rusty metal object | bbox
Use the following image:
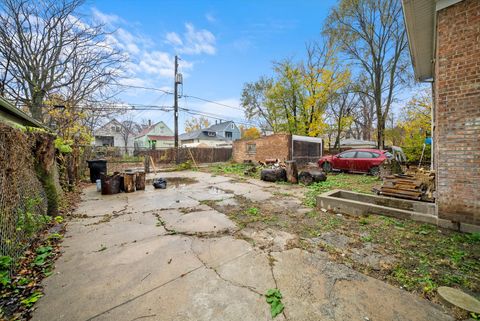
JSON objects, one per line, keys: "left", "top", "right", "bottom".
{"left": 101, "top": 174, "right": 121, "bottom": 195}
{"left": 135, "top": 171, "right": 146, "bottom": 190}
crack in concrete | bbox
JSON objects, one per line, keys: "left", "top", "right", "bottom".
{"left": 153, "top": 213, "right": 236, "bottom": 239}
{"left": 267, "top": 251, "right": 289, "bottom": 321}
{"left": 85, "top": 204, "right": 130, "bottom": 226}
{"left": 189, "top": 239, "right": 263, "bottom": 297}
{"left": 85, "top": 239, "right": 255, "bottom": 320}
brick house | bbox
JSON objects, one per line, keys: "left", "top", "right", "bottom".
{"left": 233, "top": 134, "right": 323, "bottom": 166}
{"left": 402, "top": 0, "right": 479, "bottom": 230}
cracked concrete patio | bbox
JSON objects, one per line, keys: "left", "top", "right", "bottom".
{"left": 32, "top": 171, "right": 454, "bottom": 321}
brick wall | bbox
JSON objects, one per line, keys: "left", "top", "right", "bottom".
{"left": 233, "top": 134, "right": 291, "bottom": 163}
{"left": 435, "top": 0, "right": 480, "bottom": 225}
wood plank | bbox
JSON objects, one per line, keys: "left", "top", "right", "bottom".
{"left": 381, "top": 192, "right": 421, "bottom": 200}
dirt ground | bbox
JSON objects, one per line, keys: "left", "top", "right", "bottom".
{"left": 31, "top": 170, "right": 476, "bottom": 321}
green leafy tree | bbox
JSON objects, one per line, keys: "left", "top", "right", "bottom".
{"left": 399, "top": 91, "right": 432, "bottom": 161}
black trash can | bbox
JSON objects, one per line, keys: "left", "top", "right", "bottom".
{"left": 86, "top": 159, "right": 107, "bottom": 183}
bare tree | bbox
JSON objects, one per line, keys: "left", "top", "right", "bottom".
{"left": 119, "top": 115, "right": 140, "bottom": 154}
{"left": 0, "top": 0, "right": 125, "bottom": 121}
{"left": 327, "top": 88, "right": 357, "bottom": 149}
{"left": 324, "top": 0, "right": 410, "bottom": 148}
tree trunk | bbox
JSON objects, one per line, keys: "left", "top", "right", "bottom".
{"left": 260, "top": 168, "right": 287, "bottom": 182}
{"left": 286, "top": 160, "right": 298, "bottom": 184}
{"left": 135, "top": 171, "right": 146, "bottom": 190}
{"left": 377, "top": 117, "right": 385, "bottom": 149}
{"left": 124, "top": 173, "right": 136, "bottom": 193}
{"left": 30, "top": 91, "right": 45, "bottom": 122}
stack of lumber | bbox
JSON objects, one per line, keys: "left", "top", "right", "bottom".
{"left": 377, "top": 174, "right": 425, "bottom": 201}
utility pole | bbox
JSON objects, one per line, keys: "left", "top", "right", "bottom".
{"left": 174, "top": 55, "right": 179, "bottom": 163}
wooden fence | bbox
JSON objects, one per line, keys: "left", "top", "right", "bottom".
{"left": 139, "top": 147, "right": 232, "bottom": 164}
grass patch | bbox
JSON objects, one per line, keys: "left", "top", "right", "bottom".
{"left": 303, "top": 173, "right": 380, "bottom": 207}
{"left": 208, "top": 162, "right": 259, "bottom": 178}
{"left": 356, "top": 215, "right": 480, "bottom": 303}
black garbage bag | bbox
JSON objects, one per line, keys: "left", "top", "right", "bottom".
{"left": 153, "top": 178, "right": 167, "bottom": 189}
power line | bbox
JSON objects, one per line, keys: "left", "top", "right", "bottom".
{"left": 181, "top": 94, "right": 244, "bottom": 111}
{"left": 103, "top": 82, "right": 174, "bottom": 95}
{"left": 179, "top": 107, "right": 257, "bottom": 127}
{"left": 104, "top": 81, "right": 244, "bottom": 112}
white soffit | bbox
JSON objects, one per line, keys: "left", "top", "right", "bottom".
{"left": 402, "top": 0, "right": 435, "bottom": 81}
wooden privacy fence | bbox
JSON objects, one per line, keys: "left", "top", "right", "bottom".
{"left": 139, "top": 147, "right": 232, "bottom": 164}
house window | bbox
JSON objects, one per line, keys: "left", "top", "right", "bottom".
{"left": 225, "top": 131, "right": 232, "bottom": 139}
{"left": 207, "top": 131, "right": 216, "bottom": 137}
{"left": 246, "top": 143, "right": 256, "bottom": 154}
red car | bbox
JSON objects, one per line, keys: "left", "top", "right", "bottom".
{"left": 317, "top": 149, "right": 391, "bottom": 175}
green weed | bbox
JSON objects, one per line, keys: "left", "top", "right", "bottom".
{"left": 265, "top": 288, "right": 284, "bottom": 318}
{"left": 20, "top": 292, "right": 43, "bottom": 308}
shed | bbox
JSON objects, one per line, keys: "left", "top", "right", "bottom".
{"left": 233, "top": 134, "right": 323, "bottom": 167}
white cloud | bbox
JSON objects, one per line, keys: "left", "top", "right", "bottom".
{"left": 138, "top": 51, "right": 174, "bottom": 77}
{"left": 166, "top": 23, "right": 216, "bottom": 55}
{"left": 91, "top": 7, "right": 122, "bottom": 25}
{"left": 165, "top": 32, "right": 183, "bottom": 46}
{"left": 205, "top": 13, "right": 216, "bottom": 23}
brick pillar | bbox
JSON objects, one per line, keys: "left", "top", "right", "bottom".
{"left": 434, "top": 0, "right": 480, "bottom": 226}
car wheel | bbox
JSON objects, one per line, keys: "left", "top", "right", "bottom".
{"left": 369, "top": 166, "right": 380, "bottom": 176}
{"left": 322, "top": 162, "right": 332, "bottom": 173}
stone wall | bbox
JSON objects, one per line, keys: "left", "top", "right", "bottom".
{"left": 233, "top": 134, "right": 291, "bottom": 163}
{"left": 434, "top": 0, "right": 480, "bottom": 226}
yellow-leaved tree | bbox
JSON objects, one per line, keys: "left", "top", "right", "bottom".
{"left": 399, "top": 91, "right": 432, "bottom": 161}
{"left": 241, "top": 127, "right": 261, "bottom": 140}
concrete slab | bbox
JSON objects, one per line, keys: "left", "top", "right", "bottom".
{"left": 272, "top": 249, "right": 453, "bottom": 321}
{"left": 240, "top": 228, "right": 299, "bottom": 251}
{"left": 158, "top": 209, "right": 236, "bottom": 235}
{"left": 32, "top": 171, "right": 455, "bottom": 321}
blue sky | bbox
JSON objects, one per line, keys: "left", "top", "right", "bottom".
{"left": 85, "top": 0, "right": 339, "bottom": 132}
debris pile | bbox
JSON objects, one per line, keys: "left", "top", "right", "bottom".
{"left": 374, "top": 171, "right": 435, "bottom": 202}
{"left": 251, "top": 159, "right": 328, "bottom": 185}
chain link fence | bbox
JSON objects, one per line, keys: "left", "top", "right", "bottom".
{"left": 0, "top": 124, "right": 49, "bottom": 271}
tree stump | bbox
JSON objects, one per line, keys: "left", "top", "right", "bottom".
{"left": 286, "top": 160, "right": 298, "bottom": 184}
{"left": 124, "top": 173, "right": 136, "bottom": 193}
{"left": 260, "top": 168, "right": 287, "bottom": 182}
{"left": 135, "top": 171, "right": 146, "bottom": 190}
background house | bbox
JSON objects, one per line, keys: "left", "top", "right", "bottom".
{"left": 179, "top": 120, "right": 240, "bottom": 148}
{"left": 94, "top": 119, "right": 122, "bottom": 147}
{"left": 134, "top": 121, "right": 174, "bottom": 150}
{"left": 206, "top": 121, "right": 241, "bottom": 141}
{"left": 93, "top": 119, "right": 142, "bottom": 155}
{"left": 340, "top": 138, "right": 377, "bottom": 149}
{"left": 402, "top": 0, "right": 479, "bottom": 230}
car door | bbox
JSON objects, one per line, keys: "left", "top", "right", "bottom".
{"left": 354, "top": 151, "right": 374, "bottom": 172}
{"left": 334, "top": 151, "right": 357, "bottom": 171}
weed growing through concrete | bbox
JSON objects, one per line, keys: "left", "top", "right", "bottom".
{"left": 265, "top": 288, "right": 284, "bottom": 318}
